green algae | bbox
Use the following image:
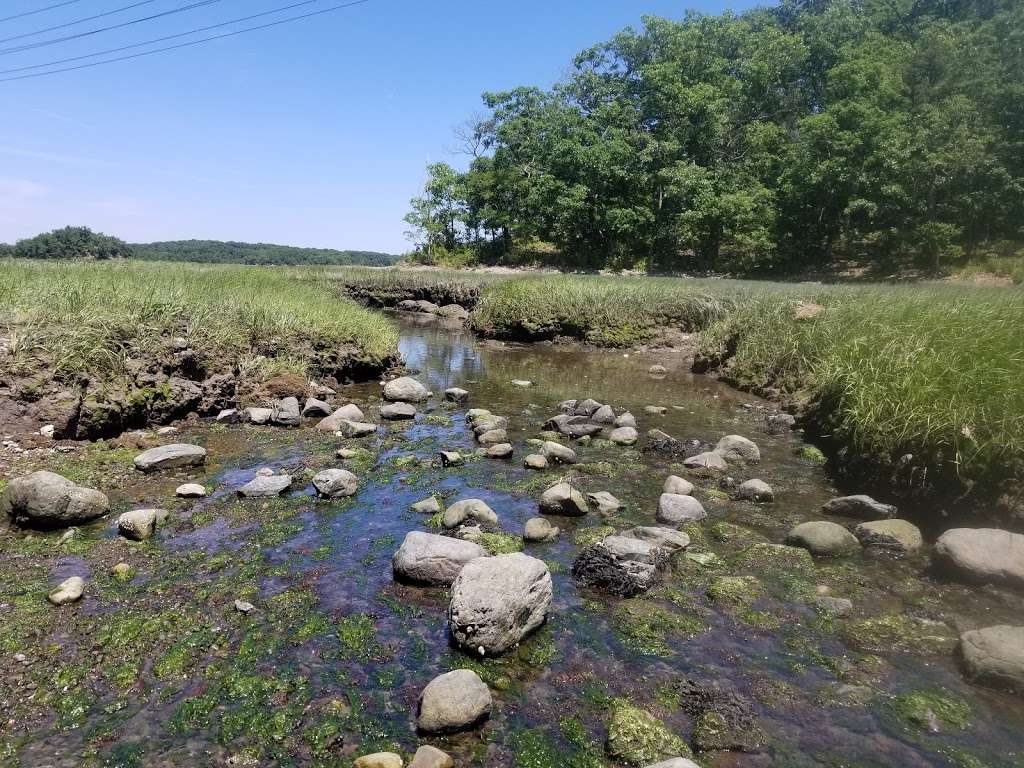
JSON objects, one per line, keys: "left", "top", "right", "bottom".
{"left": 612, "top": 599, "right": 708, "bottom": 656}
{"left": 476, "top": 532, "right": 524, "bottom": 555}
{"left": 889, "top": 689, "right": 972, "bottom": 732}
{"left": 605, "top": 701, "right": 691, "bottom": 765}
{"left": 707, "top": 575, "right": 763, "bottom": 607}
{"left": 574, "top": 525, "right": 616, "bottom": 548}
{"left": 843, "top": 614, "right": 957, "bottom": 655}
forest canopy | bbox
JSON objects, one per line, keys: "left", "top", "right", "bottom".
{"left": 404, "top": 0, "right": 1024, "bottom": 274}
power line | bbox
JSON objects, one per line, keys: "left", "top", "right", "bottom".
{"left": 0, "top": 2, "right": 161, "bottom": 45}
{"left": 0, "top": 0, "right": 374, "bottom": 82}
{"left": 1, "top": 0, "right": 326, "bottom": 75}
{"left": 0, "top": 0, "right": 227, "bottom": 56}
{"left": 0, "top": 1, "right": 85, "bottom": 24}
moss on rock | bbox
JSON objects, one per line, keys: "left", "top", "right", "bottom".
{"left": 605, "top": 701, "right": 691, "bottom": 765}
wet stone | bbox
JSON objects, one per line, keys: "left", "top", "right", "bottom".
{"left": 393, "top": 531, "right": 487, "bottom": 586}
{"left": 438, "top": 451, "right": 464, "bottom": 467}
{"left": 541, "top": 440, "right": 577, "bottom": 464}
{"left": 610, "top": 426, "right": 639, "bottom": 445}
{"left": 312, "top": 468, "right": 359, "bottom": 498}
{"left": 734, "top": 479, "right": 774, "bottom": 502}
{"left": 656, "top": 493, "right": 707, "bottom": 525}
{"left": 854, "top": 519, "right": 922, "bottom": 555}
{"left": 416, "top": 668, "right": 492, "bottom": 734}
{"left": 409, "top": 746, "right": 453, "bottom": 768}
{"left": 238, "top": 474, "right": 292, "bottom": 498}
{"left": 444, "top": 387, "right": 469, "bottom": 403}
{"left": 302, "top": 397, "right": 331, "bottom": 417}
{"left": 336, "top": 419, "right": 378, "bottom": 438}
{"left": 48, "top": 576, "right": 85, "bottom": 606}
{"left": 715, "top": 434, "right": 761, "bottom": 464}
{"left": 411, "top": 496, "right": 440, "bottom": 515}
{"left": 485, "top": 442, "right": 514, "bottom": 459}
{"left": 587, "top": 490, "right": 623, "bottom": 515}
{"left": 540, "top": 482, "right": 588, "bottom": 516}
{"left": 354, "top": 754, "right": 403, "bottom": 768}
{"left": 443, "top": 499, "right": 498, "bottom": 529}
{"left": 271, "top": 396, "right": 301, "bottom": 426}
{"left": 117, "top": 508, "right": 162, "bottom": 541}
{"left": 380, "top": 402, "right": 417, "bottom": 420}
{"left": 785, "top": 521, "right": 860, "bottom": 557}
{"left": 133, "top": 443, "right": 207, "bottom": 472}
{"left": 316, "top": 403, "right": 366, "bottom": 431}
{"left": 175, "top": 483, "right": 206, "bottom": 498}
{"left": 682, "top": 451, "right": 728, "bottom": 472}
{"left": 823, "top": 494, "right": 896, "bottom": 519}
{"left": 524, "top": 453, "right": 548, "bottom": 470}
{"left": 383, "top": 376, "right": 429, "bottom": 402}
{"left": 524, "top": 517, "right": 560, "bottom": 542}
{"left": 243, "top": 407, "right": 273, "bottom": 425}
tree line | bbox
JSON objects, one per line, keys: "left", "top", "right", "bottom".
{"left": 404, "top": 0, "right": 1024, "bottom": 274}
{"left": 1, "top": 227, "right": 399, "bottom": 267}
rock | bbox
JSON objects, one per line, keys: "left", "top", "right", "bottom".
{"left": 411, "top": 496, "right": 441, "bottom": 515}
{"left": 175, "top": 483, "right": 206, "bottom": 498}
{"left": 609, "top": 426, "right": 639, "bottom": 446}
{"left": 592, "top": 404, "right": 616, "bottom": 424}
{"left": 118, "top": 509, "right": 161, "bottom": 541}
{"left": 933, "top": 528, "right": 1024, "bottom": 589}
{"left": 336, "top": 448, "right": 358, "bottom": 459}
{"left": 256, "top": 467, "right": 275, "bottom": 476}
{"left": 1, "top": 471, "right": 109, "bottom": 529}
{"left": 436, "top": 304, "right": 469, "bottom": 320}
{"left": 822, "top": 495, "right": 896, "bottom": 519}
{"left": 572, "top": 536, "right": 667, "bottom": 597}
{"left": 215, "top": 408, "right": 239, "bottom": 423}
{"left": 663, "top": 475, "right": 694, "bottom": 496}
{"left": 854, "top": 519, "right": 922, "bottom": 555}
{"left": 959, "top": 625, "right": 1024, "bottom": 693}
{"left": 438, "top": 451, "right": 463, "bottom": 467}
{"left": 540, "top": 482, "right": 588, "bottom": 516}
{"left": 417, "top": 669, "right": 492, "bottom": 734}
{"left": 302, "top": 397, "right": 332, "bottom": 417}
{"left": 112, "top": 563, "right": 133, "bottom": 580}
{"left": 243, "top": 406, "right": 273, "bottom": 425}
{"left": 511, "top": 379, "right": 533, "bottom": 387}
{"left": 541, "top": 440, "right": 577, "bottom": 464}
{"left": 312, "top": 469, "right": 359, "bottom": 498}
{"left": 524, "top": 454, "right": 548, "bottom": 470}
{"left": 354, "top": 754, "right": 403, "bottom": 768}
{"left": 574, "top": 398, "right": 602, "bottom": 416}
{"left": 39, "top": 424, "right": 56, "bottom": 438}
{"left": 734, "top": 479, "right": 774, "bottom": 503}
{"left": 443, "top": 499, "right": 498, "bottom": 529}
{"left": 615, "top": 412, "right": 637, "bottom": 428}
{"left": 384, "top": 376, "right": 429, "bottom": 402}
{"left": 472, "top": 416, "right": 508, "bottom": 434}
{"left": 156, "top": 426, "right": 178, "bottom": 436}
{"left": 444, "top": 387, "right": 469, "bottom": 403}
{"left": 766, "top": 413, "right": 796, "bottom": 433}
{"left": 623, "top": 526, "right": 691, "bottom": 552}
{"left": 449, "top": 553, "right": 552, "bottom": 656}
{"left": 486, "top": 443, "right": 514, "bottom": 458}
{"left": 465, "top": 408, "right": 491, "bottom": 421}
{"left": 336, "top": 419, "right": 378, "bottom": 438}
{"left": 649, "top": 365, "right": 667, "bottom": 375}
{"left": 587, "top": 491, "right": 623, "bottom": 515}
{"left": 316, "top": 403, "right": 366, "bottom": 431}
{"left": 656, "top": 494, "right": 707, "bottom": 525}
{"left": 786, "top": 521, "right": 860, "bottom": 557}
{"left": 238, "top": 474, "right": 292, "bottom": 498}
{"left": 715, "top": 435, "right": 761, "bottom": 464}
{"left": 271, "top": 397, "right": 301, "bottom": 426}
{"left": 558, "top": 399, "right": 578, "bottom": 412}
{"left": 524, "top": 517, "right": 560, "bottom": 542}
{"left": 814, "top": 596, "right": 854, "bottom": 617}
{"left": 409, "top": 746, "right": 454, "bottom": 768}
{"left": 380, "top": 402, "right": 417, "bottom": 420}
{"left": 644, "top": 405, "right": 667, "bottom": 415}
{"left": 134, "top": 443, "right": 206, "bottom": 472}
{"left": 393, "top": 531, "right": 487, "bottom": 586}
{"left": 48, "top": 576, "right": 85, "bottom": 606}
{"left": 606, "top": 703, "right": 690, "bottom": 766}
{"left": 476, "top": 428, "right": 507, "bottom": 445}
{"left": 682, "top": 451, "right": 728, "bottom": 471}
{"left": 643, "top": 760, "right": 701, "bottom": 768}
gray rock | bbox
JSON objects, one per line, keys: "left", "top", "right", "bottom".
{"left": 134, "top": 443, "right": 207, "bottom": 472}
{"left": 786, "top": 521, "right": 860, "bottom": 557}
{"left": 959, "top": 625, "right": 1024, "bottom": 693}
{"left": 316, "top": 403, "right": 366, "bottom": 431}
{"left": 436, "top": 304, "right": 470, "bottom": 321}
{"left": 215, "top": 408, "right": 239, "bottom": 423}
{"left": 1, "top": 471, "right": 109, "bottom": 529}
{"left": 814, "top": 596, "right": 854, "bottom": 617}
{"left": 444, "top": 387, "right": 469, "bottom": 403}
{"left": 643, "top": 761, "right": 701, "bottom": 768}
{"left": 302, "top": 397, "right": 332, "bottom": 417}
{"left": 663, "top": 475, "right": 694, "bottom": 496}
{"left": 472, "top": 416, "right": 508, "bottom": 434}
{"left": 243, "top": 406, "right": 273, "bottom": 425}
{"left": 438, "top": 451, "right": 464, "bottom": 467}
{"left": 524, "top": 517, "right": 560, "bottom": 542}
{"left": 682, "top": 451, "right": 728, "bottom": 471}
{"left": 511, "top": 379, "right": 533, "bottom": 387}
{"left": 767, "top": 413, "right": 796, "bottom": 432}
{"left": 238, "top": 474, "right": 292, "bottom": 498}
{"left": 715, "top": 435, "right": 761, "bottom": 463}
{"left": 118, "top": 508, "right": 162, "bottom": 541}
{"left": 933, "top": 528, "right": 1024, "bottom": 589}
{"left": 384, "top": 376, "right": 429, "bottom": 403}
{"left": 558, "top": 399, "right": 578, "bottom": 412}
{"left": 476, "top": 428, "right": 507, "bottom": 445}
{"left": 623, "top": 526, "right": 691, "bottom": 552}
{"left": 449, "top": 553, "right": 552, "bottom": 655}
{"left": 48, "top": 576, "right": 85, "bottom": 606}
{"left": 312, "top": 468, "right": 359, "bottom": 498}
{"left": 524, "top": 454, "right": 548, "bottom": 470}
{"left": 614, "top": 411, "right": 637, "bottom": 428}
{"left": 409, "top": 745, "right": 454, "bottom": 768}
{"left": 656, "top": 493, "right": 707, "bottom": 525}
{"left": 175, "top": 483, "right": 206, "bottom": 498}
{"left": 541, "top": 441, "right": 577, "bottom": 464}
{"left": 380, "top": 402, "right": 417, "bottom": 420}
{"left": 644, "top": 405, "right": 667, "bottom": 415}
{"left": 854, "top": 519, "right": 922, "bottom": 555}
{"left": 443, "top": 499, "right": 498, "bottom": 529}
{"left": 609, "top": 426, "right": 639, "bottom": 446}
{"left": 234, "top": 599, "right": 255, "bottom": 614}
{"left": 822, "top": 495, "right": 896, "bottom": 519}
{"left": 336, "top": 419, "right": 378, "bottom": 438}
{"left": 735, "top": 479, "right": 774, "bottom": 503}
{"left": 417, "top": 669, "right": 492, "bottom": 734}
{"left": 591, "top": 404, "right": 616, "bottom": 424}
{"left": 574, "top": 398, "right": 602, "bottom": 416}
{"left": 486, "top": 443, "right": 514, "bottom": 459}
{"left": 649, "top": 365, "right": 668, "bottom": 375}
{"left": 562, "top": 422, "right": 604, "bottom": 439}
{"left": 271, "top": 397, "right": 301, "bottom": 426}
{"left": 465, "top": 408, "right": 491, "bottom": 421}
{"left": 572, "top": 535, "right": 666, "bottom": 596}
{"left": 354, "top": 753, "right": 403, "bottom": 768}
{"left": 411, "top": 496, "right": 441, "bottom": 515}
{"left": 156, "top": 426, "right": 178, "bottom": 436}
{"left": 587, "top": 491, "right": 623, "bottom": 515}
{"left": 392, "top": 531, "right": 487, "bottom": 586}
{"left": 540, "top": 483, "right": 588, "bottom": 516}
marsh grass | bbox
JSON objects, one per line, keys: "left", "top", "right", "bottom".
{"left": 0, "top": 260, "right": 398, "bottom": 383}
{"left": 313, "top": 265, "right": 509, "bottom": 307}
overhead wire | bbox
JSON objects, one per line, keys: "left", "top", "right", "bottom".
{"left": 0, "top": 2, "right": 162, "bottom": 45}
{"left": 0, "top": 0, "right": 375, "bottom": 82}
{"left": 0, "top": 1, "right": 86, "bottom": 24}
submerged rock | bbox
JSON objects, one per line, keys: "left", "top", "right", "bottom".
{"left": 485, "top": 442, "right": 514, "bottom": 459}
{"left": 643, "top": 761, "right": 701, "bottom": 768}
{"left": 933, "top": 528, "right": 1024, "bottom": 590}
{"left": 656, "top": 493, "right": 707, "bottom": 525}
{"left": 822, "top": 494, "right": 896, "bottom": 519}
{"left": 540, "top": 482, "right": 588, "bottom": 516}
{"left": 312, "top": 468, "right": 359, "bottom": 498}
{"left": 134, "top": 443, "right": 206, "bottom": 472}
{"left": 734, "top": 479, "right": 774, "bottom": 503}
{"left": 675, "top": 678, "right": 766, "bottom": 753}
{"left": 416, "top": 669, "right": 492, "bottom": 734}
{"left": 443, "top": 499, "right": 498, "bottom": 529}
{"left": 959, "top": 625, "right": 1024, "bottom": 694}
{"left": 854, "top": 519, "right": 922, "bottom": 556}
{"left": 48, "top": 576, "right": 85, "bottom": 606}
{"left": 572, "top": 536, "right": 667, "bottom": 597}
{"left": 606, "top": 702, "right": 691, "bottom": 766}
{"left": 786, "top": 521, "right": 860, "bottom": 557}
{"left": 411, "top": 496, "right": 441, "bottom": 515}
{"left": 524, "top": 517, "right": 560, "bottom": 542}
{"left": 316, "top": 403, "right": 366, "bottom": 431}
{"left": 715, "top": 435, "right": 761, "bottom": 464}
{"left": 392, "top": 531, "right": 486, "bottom": 586}
{"left": 2, "top": 471, "right": 109, "bottom": 530}
{"left": 238, "top": 474, "right": 292, "bottom": 498}
{"left": 438, "top": 451, "right": 464, "bottom": 467}
{"left": 383, "top": 376, "right": 429, "bottom": 402}
{"left": 444, "top": 387, "right": 469, "bottom": 403}
{"left": 380, "top": 402, "right": 417, "bottom": 420}
{"left": 448, "top": 553, "right": 552, "bottom": 656}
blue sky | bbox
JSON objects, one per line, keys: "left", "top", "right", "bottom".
{"left": 1, "top": 0, "right": 768, "bottom": 252}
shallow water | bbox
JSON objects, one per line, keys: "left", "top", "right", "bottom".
{"left": 2, "top": 315, "right": 1023, "bottom": 768}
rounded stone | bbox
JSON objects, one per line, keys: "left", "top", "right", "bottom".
{"left": 663, "top": 475, "right": 694, "bottom": 496}
{"left": 383, "top": 376, "right": 429, "bottom": 402}
{"left": 539, "top": 482, "right": 588, "bottom": 516}
{"left": 735, "top": 479, "right": 774, "bottom": 503}
{"left": 48, "top": 576, "right": 85, "bottom": 606}
{"left": 524, "top": 517, "right": 560, "bottom": 542}
{"left": 933, "top": 528, "right": 1024, "bottom": 589}
{"left": 609, "top": 426, "right": 639, "bottom": 446}
{"left": 312, "top": 468, "right": 359, "bottom": 498}
{"left": 786, "top": 521, "right": 860, "bottom": 557}
{"left": 175, "top": 483, "right": 207, "bottom": 498}
{"left": 134, "top": 443, "right": 207, "bottom": 472}
{"left": 959, "top": 625, "right": 1024, "bottom": 694}
{"left": 715, "top": 435, "right": 761, "bottom": 464}
{"left": 416, "top": 669, "right": 493, "bottom": 734}
{"left": 656, "top": 493, "right": 707, "bottom": 525}
{"left": 541, "top": 440, "right": 577, "bottom": 464}
{"left": 1, "top": 471, "right": 109, "bottom": 529}
{"left": 854, "top": 519, "right": 922, "bottom": 555}
{"left": 443, "top": 499, "right": 498, "bottom": 529}
{"left": 524, "top": 454, "right": 548, "bottom": 470}
{"left": 380, "top": 402, "right": 417, "bottom": 421}
{"left": 117, "top": 508, "right": 162, "bottom": 541}
{"left": 392, "top": 531, "right": 487, "bottom": 586}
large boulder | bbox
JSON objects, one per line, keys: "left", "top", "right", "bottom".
{"left": 854, "top": 519, "right": 922, "bottom": 556}
{"left": 416, "top": 669, "right": 492, "bottom": 734}
{"left": 383, "top": 376, "right": 429, "bottom": 403}
{"left": 134, "top": 443, "right": 206, "bottom": 472}
{"left": 933, "top": 528, "right": 1024, "bottom": 590}
{"left": 443, "top": 499, "right": 498, "bottom": 529}
{"left": 822, "top": 495, "right": 896, "bottom": 519}
{"left": 656, "top": 494, "right": 707, "bottom": 525}
{"left": 715, "top": 435, "right": 761, "bottom": 464}
{"left": 2, "top": 471, "right": 109, "bottom": 529}
{"left": 444, "top": 387, "right": 469, "bottom": 403}
{"left": 448, "top": 553, "right": 552, "bottom": 656}
{"left": 572, "top": 535, "right": 667, "bottom": 597}
{"left": 785, "top": 521, "right": 860, "bottom": 557}
{"left": 539, "top": 483, "right": 588, "bottom": 516}
{"left": 316, "top": 404, "right": 366, "bottom": 431}
{"left": 615, "top": 412, "right": 637, "bottom": 429}
{"left": 392, "top": 531, "right": 486, "bottom": 586}
{"left": 958, "top": 625, "right": 1024, "bottom": 694}
{"left": 312, "top": 469, "right": 359, "bottom": 498}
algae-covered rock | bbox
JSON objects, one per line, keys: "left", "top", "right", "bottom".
{"left": 707, "top": 575, "right": 763, "bottom": 608}
{"left": 844, "top": 614, "right": 957, "bottom": 655}
{"left": 606, "top": 702, "right": 691, "bottom": 766}
{"left": 785, "top": 521, "right": 860, "bottom": 557}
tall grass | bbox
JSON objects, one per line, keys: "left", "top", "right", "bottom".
{"left": 313, "top": 265, "right": 510, "bottom": 308}
{"left": 0, "top": 260, "right": 398, "bottom": 383}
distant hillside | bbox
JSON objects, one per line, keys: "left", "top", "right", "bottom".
{"left": 131, "top": 239, "right": 400, "bottom": 267}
